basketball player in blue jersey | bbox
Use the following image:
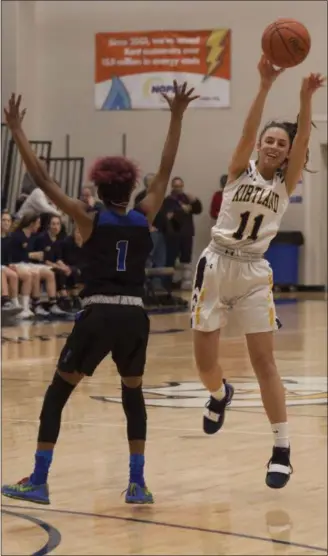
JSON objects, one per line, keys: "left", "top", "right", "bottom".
{"left": 2, "top": 82, "right": 198, "bottom": 505}
{"left": 191, "top": 56, "right": 324, "bottom": 489}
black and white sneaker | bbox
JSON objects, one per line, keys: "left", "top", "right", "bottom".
{"left": 2, "top": 301, "right": 23, "bottom": 317}
{"left": 266, "top": 446, "right": 293, "bottom": 489}
{"left": 203, "top": 380, "right": 234, "bottom": 435}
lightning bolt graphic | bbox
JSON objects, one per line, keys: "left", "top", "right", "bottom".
{"left": 205, "top": 29, "right": 229, "bottom": 79}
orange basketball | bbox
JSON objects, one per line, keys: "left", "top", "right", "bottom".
{"left": 261, "top": 19, "right": 311, "bottom": 68}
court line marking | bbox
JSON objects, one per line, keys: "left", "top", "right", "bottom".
{"left": 2, "top": 508, "right": 61, "bottom": 556}
{"left": 1, "top": 384, "right": 325, "bottom": 419}
{"left": 2, "top": 417, "right": 327, "bottom": 439}
{"left": 2, "top": 503, "right": 326, "bottom": 554}
{"left": 2, "top": 324, "right": 327, "bottom": 356}
{"left": 1, "top": 355, "right": 324, "bottom": 367}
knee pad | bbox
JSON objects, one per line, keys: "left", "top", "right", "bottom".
{"left": 121, "top": 382, "right": 147, "bottom": 441}
{"left": 38, "top": 373, "right": 76, "bottom": 443}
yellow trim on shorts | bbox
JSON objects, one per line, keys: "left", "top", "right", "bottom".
{"left": 195, "top": 288, "right": 205, "bottom": 326}
{"left": 267, "top": 271, "right": 274, "bottom": 327}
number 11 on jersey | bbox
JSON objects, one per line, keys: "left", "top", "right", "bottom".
{"left": 116, "top": 240, "right": 129, "bottom": 271}
{"left": 233, "top": 211, "right": 264, "bottom": 241}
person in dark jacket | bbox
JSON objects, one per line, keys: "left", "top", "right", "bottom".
{"left": 163, "top": 176, "right": 202, "bottom": 290}
{"left": 58, "top": 226, "right": 84, "bottom": 309}
{"left": 80, "top": 185, "right": 105, "bottom": 213}
{"left": 33, "top": 215, "right": 72, "bottom": 310}
{"left": 33, "top": 215, "right": 66, "bottom": 265}
{"left": 134, "top": 173, "right": 167, "bottom": 290}
{"left": 1, "top": 210, "right": 33, "bottom": 318}
{"left": 9, "top": 212, "right": 65, "bottom": 317}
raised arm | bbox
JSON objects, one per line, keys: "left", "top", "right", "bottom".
{"left": 4, "top": 95, "right": 91, "bottom": 229}
{"left": 228, "top": 56, "right": 285, "bottom": 182}
{"left": 285, "top": 73, "right": 325, "bottom": 195}
{"left": 139, "top": 81, "right": 199, "bottom": 224}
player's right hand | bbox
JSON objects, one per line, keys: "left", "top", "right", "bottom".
{"left": 4, "top": 93, "right": 27, "bottom": 130}
{"left": 161, "top": 81, "right": 199, "bottom": 115}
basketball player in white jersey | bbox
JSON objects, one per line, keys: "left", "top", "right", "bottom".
{"left": 191, "top": 55, "right": 325, "bottom": 489}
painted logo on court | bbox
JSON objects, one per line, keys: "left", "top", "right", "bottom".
{"left": 92, "top": 376, "right": 327, "bottom": 408}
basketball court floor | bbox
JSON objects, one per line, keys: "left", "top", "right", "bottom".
{"left": 1, "top": 298, "right": 327, "bottom": 555}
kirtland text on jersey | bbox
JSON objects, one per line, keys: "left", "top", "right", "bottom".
{"left": 232, "top": 184, "right": 279, "bottom": 214}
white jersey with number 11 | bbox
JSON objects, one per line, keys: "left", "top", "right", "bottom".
{"left": 211, "top": 161, "right": 290, "bottom": 254}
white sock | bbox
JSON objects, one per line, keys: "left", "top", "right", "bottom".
{"left": 21, "top": 296, "right": 30, "bottom": 311}
{"left": 272, "top": 422, "right": 289, "bottom": 448}
{"left": 11, "top": 297, "right": 20, "bottom": 307}
{"left": 211, "top": 383, "right": 226, "bottom": 401}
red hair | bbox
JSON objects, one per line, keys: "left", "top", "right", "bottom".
{"left": 89, "top": 156, "right": 138, "bottom": 185}
{"left": 88, "top": 156, "right": 139, "bottom": 207}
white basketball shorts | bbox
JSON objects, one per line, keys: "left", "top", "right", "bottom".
{"left": 14, "top": 263, "right": 52, "bottom": 272}
{"left": 191, "top": 247, "right": 277, "bottom": 334}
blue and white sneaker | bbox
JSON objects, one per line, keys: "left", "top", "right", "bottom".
{"left": 1, "top": 476, "right": 50, "bottom": 505}
{"left": 124, "top": 483, "right": 154, "bottom": 504}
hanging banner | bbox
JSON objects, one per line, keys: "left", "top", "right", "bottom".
{"left": 95, "top": 29, "right": 231, "bottom": 110}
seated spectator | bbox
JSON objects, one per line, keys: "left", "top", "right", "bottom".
{"left": 58, "top": 226, "right": 84, "bottom": 310}
{"left": 20, "top": 157, "right": 47, "bottom": 196}
{"left": 210, "top": 174, "right": 228, "bottom": 220}
{"left": 1, "top": 210, "right": 33, "bottom": 318}
{"left": 33, "top": 215, "right": 72, "bottom": 310}
{"left": 9, "top": 212, "right": 66, "bottom": 317}
{"left": 1, "top": 210, "right": 13, "bottom": 236}
{"left": 15, "top": 161, "right": 46, "bottom": 213}
{"left": 134, "top": 173, "right": 167, "bottom": 291}
{"left": 163, "top": 176, "right": 202, "bottom": 290}
{"left": 15, "top": 193, "right": 29, "bottom": 214}
{"left": 80, "top": 185, "right": 104, "bottom": 212}
{"left": 1, "top": 267, "right": 22, "bottom": 314}
{"left": 16, "top": 157, "right": 61, "bottom": 231}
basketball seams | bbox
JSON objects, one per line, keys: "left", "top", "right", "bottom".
{"left": 274, "top": 25, "right": 310, "bottom": 48}
{"left": 262, "top": 19, "right": 310, "bottom": 68}
{"left": 268, "top": 30, "right": 277, "bottom": 66}
{"left": 273, "top": 23, "right": 297, "bottom": 66}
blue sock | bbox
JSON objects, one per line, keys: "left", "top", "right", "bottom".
{"left": 129, "top": 454, "right": 145, "bottom": 487}
{"left": 30, "top": 450, "right": 53, "bottom": 485}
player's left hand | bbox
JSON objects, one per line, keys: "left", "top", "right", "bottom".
{"left": 161, "top": 81, "right": 199, "bottom": 115}
{"left": 301, "top": 73, "right": 326, "bottom": 100}
{"left": 4, "top": 94, "right": 27, "bottom": 130}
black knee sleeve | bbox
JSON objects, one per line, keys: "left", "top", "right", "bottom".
{"left": 38, "top": 373, "right": 76, "bottom": 443}
{"left": 121, "top": 382, "right": 147, "bottom": 441}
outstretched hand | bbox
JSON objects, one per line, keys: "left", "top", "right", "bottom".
{"left": 301, "top": 73, "right": 326, "bottom": 100}
{"left": 4, "top": 94, "right": 27, "bottom": 130}
{"left": 258, "top": 55, "right": 285, "bottom": 89}
{"left": 161, "top": 80, "right": 199, "bottom": 115}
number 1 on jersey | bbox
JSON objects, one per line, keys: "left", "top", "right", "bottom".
{"left": 116, "top": 240, "right": 129, "bottom": 271}
{"left": 232, "top": 211, "right": 264, "bottom": 241}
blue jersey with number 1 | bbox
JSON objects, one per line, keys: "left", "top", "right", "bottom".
{"left": 80, "top": 209, "right": 152, "bottom": 298}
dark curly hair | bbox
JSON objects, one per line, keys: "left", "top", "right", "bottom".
{"left": 88, "top": 156, "right": 139, "bottom": 207}
{"left": 259, "top": 116, "right": 316, "bottom": 172}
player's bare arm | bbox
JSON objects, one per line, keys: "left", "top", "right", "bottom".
{"left": 4, "top": 94, "right": 93, "bottom": 233}
{"left": 228, "top": 56, "right": 284, "bottom": 183}
{"left": 139, "top": 81, "right": 199, "bottom": 224}
{"left": 285, "top": 73, "right": 325, "bottom": 195}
